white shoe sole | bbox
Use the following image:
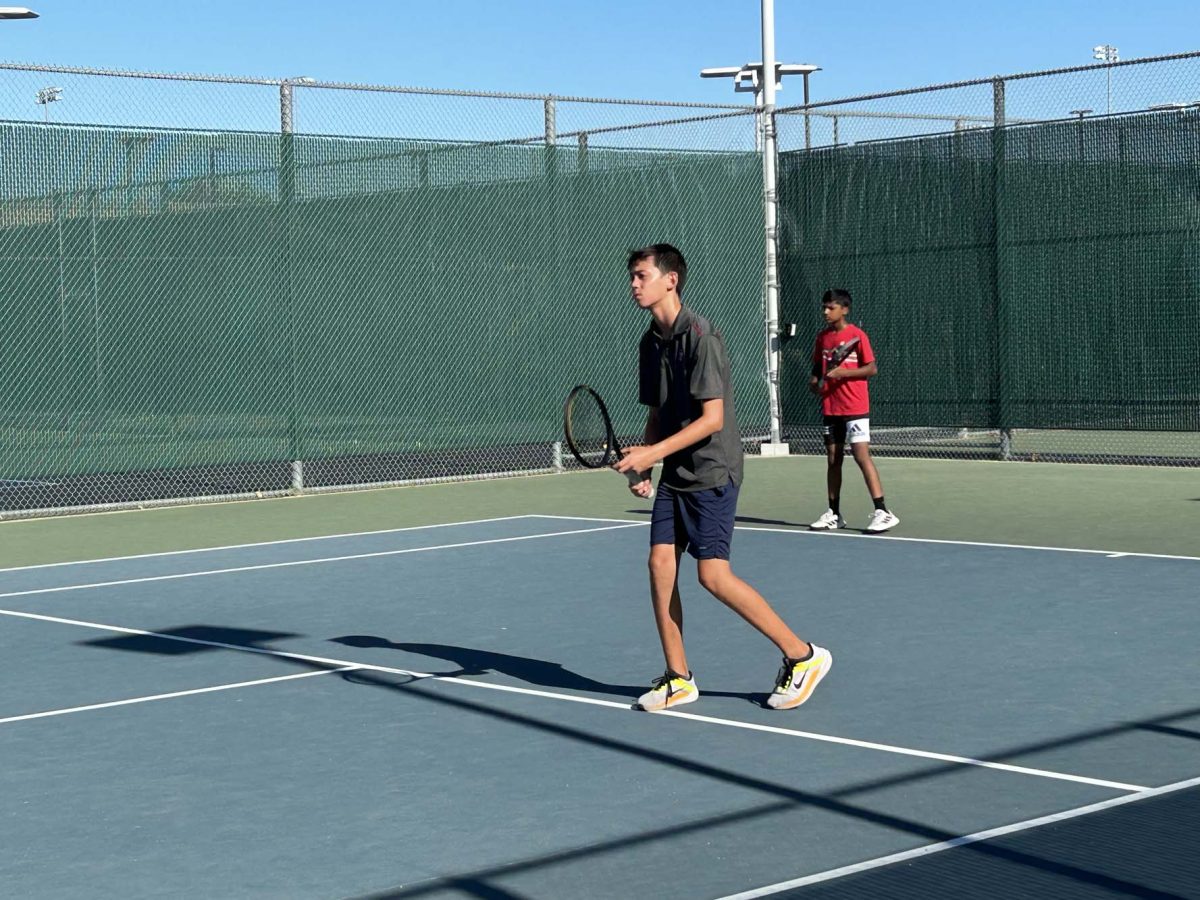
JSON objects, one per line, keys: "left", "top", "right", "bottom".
{"left": 866, "top": 516, "right": 899, "bottom": 533}
{"left": 634, "top": 687, "right": 700, "bottom": 712}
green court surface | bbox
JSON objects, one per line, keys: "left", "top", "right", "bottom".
{"left": 0, "top": 456, "right": 1196, "bottom": 898}
{"left": 1, "top": 455, "right": 1196, "bottom": 568}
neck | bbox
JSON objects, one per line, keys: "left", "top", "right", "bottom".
{"left": 831, "top": 319, "right": 849, "bottom": 332}
{"left": 651, "top": 295, "right": 683, "bottom": 333}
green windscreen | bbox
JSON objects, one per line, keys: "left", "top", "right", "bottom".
{"left": 0, "top": 120, "right": 766, "bottom": 511}
{"left": 778, "top": 111, "right": 1200, "bottom": 438}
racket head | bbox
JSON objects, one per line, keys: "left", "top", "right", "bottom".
{"left": 563, "top": 385, "right": 619, "bottom": 469}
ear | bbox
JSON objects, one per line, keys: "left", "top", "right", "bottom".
{"left": 666, "top": 270, "right": 679, "bottom": 291}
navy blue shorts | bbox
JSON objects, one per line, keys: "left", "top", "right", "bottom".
{"left": 649, "top": 481, "right": 739, "bottom": 560}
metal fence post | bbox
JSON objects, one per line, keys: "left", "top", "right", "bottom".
{"left": 577, "top": 131, "right": 588, "bottom": 176}
{"left": 759, "top": 0, "right": 788, "bottom": 455}
{"left": 280, "top": 80, "right": 303, "bottom": 491}
{"left": 991, "top": 77, "right": 1012, "bottom": 459}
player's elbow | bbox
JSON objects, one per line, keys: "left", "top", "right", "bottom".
{"left": 705, "top": 408, "right": 724, "bottom": 434}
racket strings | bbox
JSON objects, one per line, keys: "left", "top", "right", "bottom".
{"left": 566, "top": 394, "right": 614, "bottom": 466}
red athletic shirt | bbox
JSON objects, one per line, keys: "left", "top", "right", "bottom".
{"left": 812, "top": 324, "right": 874, "bottom": 416}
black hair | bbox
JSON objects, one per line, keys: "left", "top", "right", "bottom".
{"left": 627, "top": 243, "right": 687, "bottom": 295}
{"left": 822, "top": 288, "right": 852, "bottom": 309}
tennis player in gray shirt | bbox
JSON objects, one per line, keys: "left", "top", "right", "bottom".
{"left": 616, "top": 243, "right": 832, "bottom": 712}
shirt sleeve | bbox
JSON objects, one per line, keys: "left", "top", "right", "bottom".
{"left": 690, "top": 332, "right": 728, "bottom": 401}
{"left": 638, "top": 334, "right": 660, "bottom": 407}
{"left": 856, "top": 328, "right": 875, "bottom": 366}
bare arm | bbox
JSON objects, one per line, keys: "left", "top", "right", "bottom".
{"left": 644, "top": 407, "right": 661, "bottom": 445}
{"left": 617, "top": 398, "right": 724, "bottom": 475}
{"left": 825, "top": 361, "right": 878, "bottom": 381}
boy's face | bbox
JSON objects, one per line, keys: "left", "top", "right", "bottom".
{"left": 822, "top": 300, "right": 848, "bottom": 325}
{"left": 629, "top": 258, "right": 677, "bottom": 310}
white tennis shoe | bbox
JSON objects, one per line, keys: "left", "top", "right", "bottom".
{"left": 866, "top": 509, "right": 900, "bottom": 533}
{"left": 634, "top": 671, "right": 698, "bottom": 711}
{"left": 809, "top": 509, "right": 845, "bottom": 530}
{"left": 767, "top": 646, "right": 833, "bottom": 710}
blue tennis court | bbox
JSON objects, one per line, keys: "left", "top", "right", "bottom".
{"left": 1, "top": 513, "right": 1196, "bottom": 898}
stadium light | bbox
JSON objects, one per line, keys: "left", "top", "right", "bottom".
{"left": 700, "top": 62, "right": 821, "bottom": 147}
{"left": 0, "top": 7, "right": 39, "bottom": 18}
{"left": 1092, "top": 44, "right": 1118, "bottom": 114}
{"left": 35, "top": 85, "right": 61, "bottom": 121}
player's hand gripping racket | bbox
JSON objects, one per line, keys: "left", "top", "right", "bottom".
{"left": 817, "top": 336, "right": 860, "bottom": 391}
{"left": 563, "top": 385, "right": 654, "bottom": 498}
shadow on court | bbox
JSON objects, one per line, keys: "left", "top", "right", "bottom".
{"left": 330, "top": 637, "right": 767, "bottom": 705}
{"left": 765, "top": 787, "right": 1200, "bottom": 900}
{"left": 81, "top": 625, "right": 307, "bottom": 657}
{"left": 623, "top": 509, "right": 888, "bottom": 533}
{"left": 67, "top": 623, "right": 1198, "bottom": 896}
{"left": 333, "top": 666, "right": 1194, "bottom": 900}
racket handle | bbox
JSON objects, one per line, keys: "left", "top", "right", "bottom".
{"left": 622, "top": 468, "right": 655, "bottom": 499}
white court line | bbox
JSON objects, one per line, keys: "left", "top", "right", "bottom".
{"left": 714, "top": 773, "right": 1200, "bottom": 899}
{"left": 529, "top": 515, "right": 1200, "bottom": 562}
{"left": 0, "top": 514, "right": 540, "bottom": 574}
{"left": 0, "top": 606, "right": 1144, "bottom": 793}
{"left": 0, "top": 666, "right": 358, "bottom": 726}
{"left": 0, "top": 522, "right": 643, "bottom": 601}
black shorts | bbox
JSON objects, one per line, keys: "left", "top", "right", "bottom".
{"left": 823, "top": 414, "right": 871, "bottom": 445}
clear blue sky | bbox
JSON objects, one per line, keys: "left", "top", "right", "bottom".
{"left": 2, "top": 0, "right": 1197, "bottom": 104}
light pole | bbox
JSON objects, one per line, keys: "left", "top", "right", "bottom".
{"left": 701, "top": 27, "right": 819, "bottom": 454}
{"left": 35, "top": 85, "right": 62, "bottom": 122}
{"left": 1092, "top": 44, "right": 1118, "bottom": 114}
{"left": 1068, "top": 109, "right": 1091, "bottom": 160}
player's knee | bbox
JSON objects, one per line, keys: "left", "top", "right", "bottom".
{"left": 648, "top": 545, "right": 676, "bottom": 576}
{"left": 696, "top": 560, "right": 729, "bottom": 594}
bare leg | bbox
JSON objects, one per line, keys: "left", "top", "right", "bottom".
{"left": 850, "top": 442, "right": 883, "bottom": 499}
{"left": 696, "top": 559, "right": 810, "bottom": 659}
{"left": 649, "top": 543, "right": 689, "bottom": 675}
{"left": 825, "top": 439, "right": 844, "bottom": 506}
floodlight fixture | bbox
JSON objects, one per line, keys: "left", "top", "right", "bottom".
{"left": 699, "top": 62, "right": 820, "bottom": 94}
{"left": 0, "top": 7, "right": 39, "bottom": 19}
{"left": 35, "top": 85, "right": 62, "bottom": 122}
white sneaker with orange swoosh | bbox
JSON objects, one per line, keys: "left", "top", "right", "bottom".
{"left": 634, "top": 671, "right": 698, "bottom": 712}
{"left": 767, "top": 645, "right": 832, "bottom": 710}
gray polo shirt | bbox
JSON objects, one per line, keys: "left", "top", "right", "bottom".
{"left": 638, "top": 305, "right": 744, "bottom": 492}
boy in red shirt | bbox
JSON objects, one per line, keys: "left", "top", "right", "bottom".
{"left": 809, "top": 289, "right": 899, "bottom": 533}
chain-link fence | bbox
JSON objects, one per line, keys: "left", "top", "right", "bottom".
{"left": 0, "top": 63, "right": 768, "bottom": 517}
{"left": 3, "top": 52, "right": 1198, "bottom": 518}
{"left": 776, "top": 51, "right": 1200, "bottom": 465}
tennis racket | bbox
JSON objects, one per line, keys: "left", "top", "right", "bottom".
{"left": 563, "top": 385, "right": 654, "bottom": 497}
{"left": 817, "top": 336, "right": 861, "bottom": 391}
